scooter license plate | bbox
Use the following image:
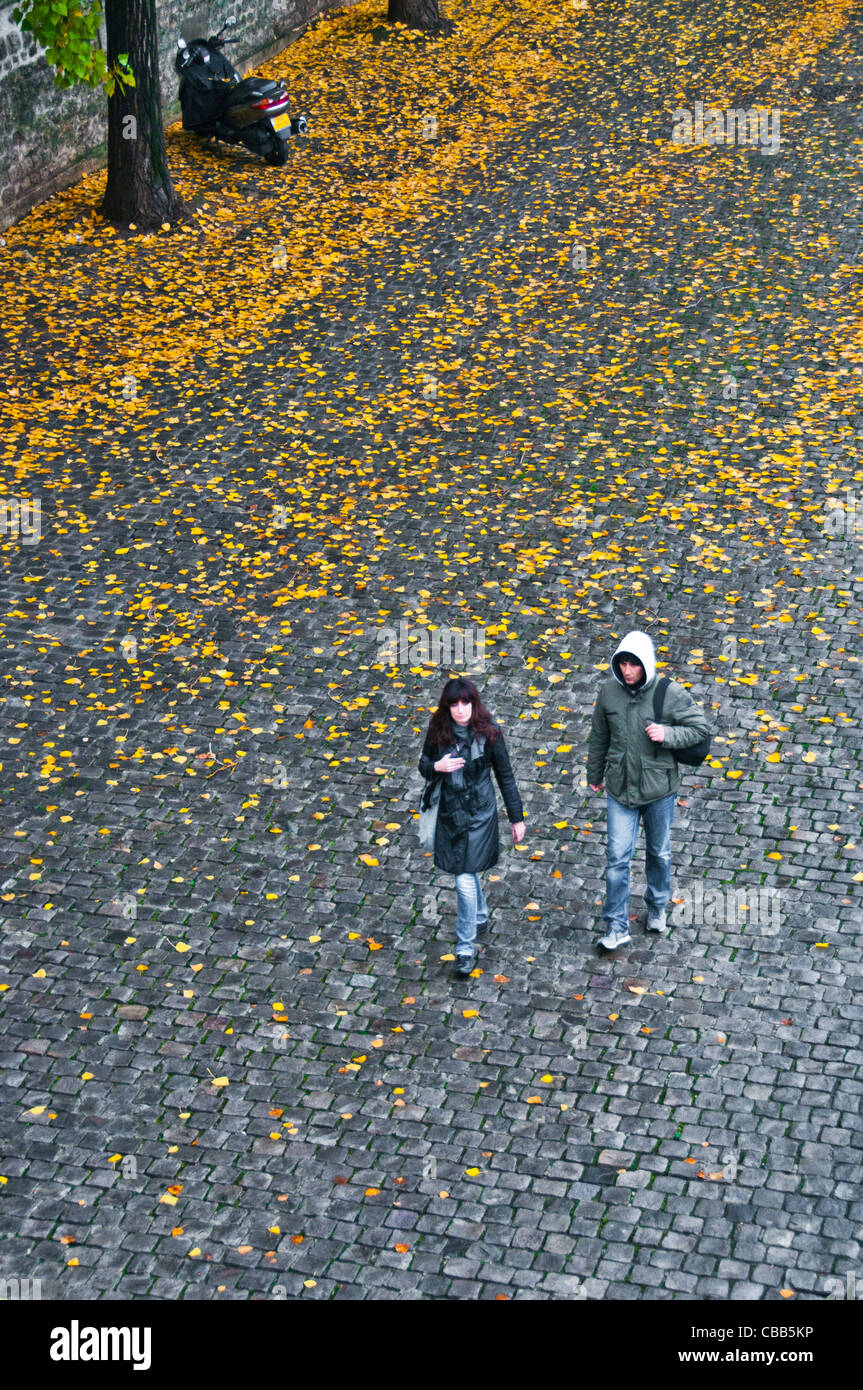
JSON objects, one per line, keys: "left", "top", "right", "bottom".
{"left": 270, "top": 112, "right": 290, "bottom": 131}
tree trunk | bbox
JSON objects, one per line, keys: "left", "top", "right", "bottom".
{"left": 99, "top": 0, "right": 183, "bottom": 229}
{"left": 387, "top": 0, "right": 441, "bottom": 31}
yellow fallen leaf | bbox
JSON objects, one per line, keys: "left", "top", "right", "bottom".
{"left": 608, "top": 1013, "right": 619, "bottom": 1021}
{"left": 465, "top": 1168, "right": 480, "bottom": 1177}
{"left": 33, "top": 969, "right": 46, "bottom": 979}
{"left": 159, "top": 1193, "right": 178, "bottom": 1205}
{"left": 359, "top": 854, "right": 379, "bottom": 866}
{"left": 780, "top": 1288, "right": 795, "bottom": 1298}
{"left": 26, "top": 1106, "right": 46, "bottom": 1116}
{"left": 364, "top": 1187, "right": 381, "bottom": 1196}
{"left": 540, "top": 1074, "right": 553, "bottom": 1083}
{"left": 526, "top": 1096, "right": 542, "bottom": 1104}
{"left": 463, "top": 1009, "right": 479, "bottom": 1018}
{"left": 80, "top": 1072, "right": 94, "bottom": 1081}
{"left": 802, "top": 751, "right": 816, "bottom": 763}
{"left": 303, "top": 1279, "right": 317, "bottom": 1288}
{"left": 67, "top": 1258, "right": 79, "bottom": 1267}
{"left": 188, "top": 1247, "right": 201, "bottom": 1258}
{"left": 174, "top": 942, "right": 190, "bottom": 953}
{"left": 211, "top": 1076, "right": 229, "bottom": 1087}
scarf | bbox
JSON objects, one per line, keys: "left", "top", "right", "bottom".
{"left": 447, "top": 716, "right": 483, "bottom": 789}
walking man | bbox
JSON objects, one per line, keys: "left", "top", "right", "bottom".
{"left": 586, "top": 630, "right": 710, "bottom": 950}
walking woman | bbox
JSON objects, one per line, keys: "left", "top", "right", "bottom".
{"left": 419, "top": 677, "right": 525, "bottom": 980}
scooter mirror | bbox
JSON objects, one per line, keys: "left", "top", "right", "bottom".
{"left": 225, "top": 14, "right": 237, "bottom": 24}
{"left": 177, "top": 37, "right": 187, "bottom": 48}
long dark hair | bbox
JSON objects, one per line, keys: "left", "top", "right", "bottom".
{"left": 427, "top": 677, "right": 500, "bottom": 751}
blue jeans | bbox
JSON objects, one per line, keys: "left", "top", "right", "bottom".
{"left": 455, "top": 873, "right": 488, "bottom": 959}
{"left": 604, "top": 791, "right": 675, "bottom": 931}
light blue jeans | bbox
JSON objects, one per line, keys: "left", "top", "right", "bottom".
{"left": 604, "top": 791, "right": 675, "bottom": 931}
{"left": 455, "top": 873, "right": 488, "bottom": 960}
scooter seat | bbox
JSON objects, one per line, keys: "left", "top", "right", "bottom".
{"left": 227, "top": 76, "right": 283, "bottom": 105}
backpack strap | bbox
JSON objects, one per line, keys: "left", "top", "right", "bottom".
{"left": 652, "top": 676, "right": 670, "bottom": 722}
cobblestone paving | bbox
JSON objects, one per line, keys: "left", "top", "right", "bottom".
{"left": 1, "top": 0, "right": 863, "bottom": 1300}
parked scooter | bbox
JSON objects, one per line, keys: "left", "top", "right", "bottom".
{"left": 175, "top": 15, "right": 309, "bottom": 167}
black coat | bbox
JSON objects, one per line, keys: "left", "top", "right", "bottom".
{"left": 419, "top": 724, "right": 524, "bottom": 875}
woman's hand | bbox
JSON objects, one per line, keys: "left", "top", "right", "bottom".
{"left": 511, "top": 821, "right": 526, "bottom": 845}
{"left": 434, "top": 753, "right": 466, "bottom": 773}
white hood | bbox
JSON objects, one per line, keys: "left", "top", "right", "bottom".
{"left": 611, "top": 630, "right": 657, "bottom": 689}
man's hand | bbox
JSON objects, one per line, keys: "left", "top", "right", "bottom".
{"left": 435, "top": 753, "right": 466, "bottom": 773}
{"left": 645, "top": 723, "right": 666, "bottom": 743}
{"left": 589, "top": 783, "right": 604, "bottom": 793}
{"left": 511, "top": 821, "right": 526, "bottom": 845}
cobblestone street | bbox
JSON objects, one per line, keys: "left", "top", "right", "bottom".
{"left": 1, "top": 0, "right": 862, "bottom": 1302}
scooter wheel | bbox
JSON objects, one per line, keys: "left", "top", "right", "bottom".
{"left": 265, "top": 133, "right": 289, "bottom": 166}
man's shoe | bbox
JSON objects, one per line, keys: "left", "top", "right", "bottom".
{"left": 454, "top": 956, "right": 474, "bottom": 979}
{"left": 646, "top": 911, "right": 667, "bottom": 934}
{"left": 599, "top": 924, "right": 631, "bottom": 950}
{"left": 476, "top": 916, "right": 489, "bottom": 936}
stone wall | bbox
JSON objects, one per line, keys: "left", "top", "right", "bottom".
{"left": 0, "top": 0, "right": 355, "bottom": 229}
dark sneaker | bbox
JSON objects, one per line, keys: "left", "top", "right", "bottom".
{"left": 476, "top": 916, "right": 489, "bottom": 936}
{"left": 599, "top": 924, "right": 631, "bottom": 950}
{"left": 454, "top": 956, "right": 474, "bottom": 979}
